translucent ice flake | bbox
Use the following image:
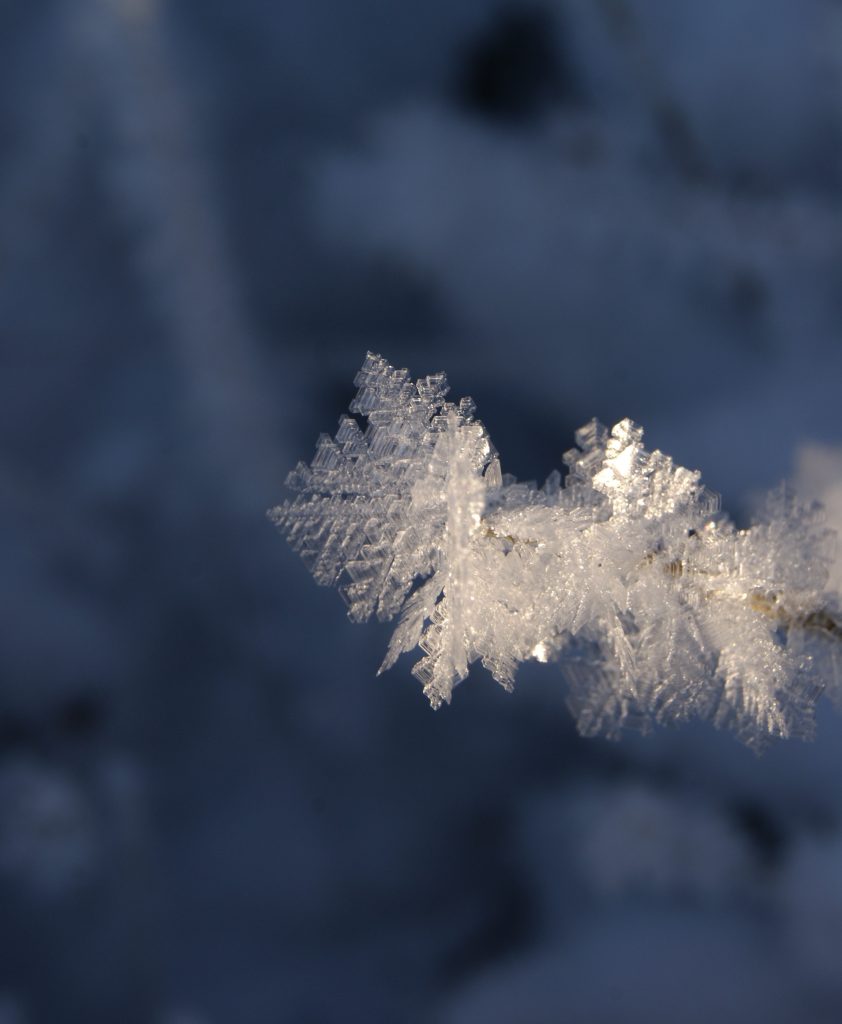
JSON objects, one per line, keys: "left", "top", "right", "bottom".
{"left": 270, "top": 355, "right": 842, "bottom": 749}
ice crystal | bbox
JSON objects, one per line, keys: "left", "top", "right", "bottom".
{"left": 270, "top": 354, "right": 841, "bottom": 748}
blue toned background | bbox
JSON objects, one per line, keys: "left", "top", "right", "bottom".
{"left": 2, "top": 2, "right": 842, "bottom": 1021}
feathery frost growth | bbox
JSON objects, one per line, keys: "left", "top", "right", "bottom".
{"left": 270, "top": 354, "right": 842, "bottom": 748}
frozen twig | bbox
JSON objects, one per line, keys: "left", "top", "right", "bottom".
{"left": 271, "top": 354, "right": 841, "bottom": 749}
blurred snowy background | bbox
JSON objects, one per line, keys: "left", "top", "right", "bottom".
{"left": 2, "top": 0, "right": 842, "bottom": 1021}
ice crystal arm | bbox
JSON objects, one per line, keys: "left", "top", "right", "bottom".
{"left": 269, "top": 354, "right": 841, "bottom": 749}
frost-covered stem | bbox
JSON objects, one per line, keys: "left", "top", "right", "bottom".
{"left": 748, "top": 594, "right": 842, "bottom": 641}
{"left": 272, "top": 354, "right": 842, "bottom": 749}
{"left": 488, "top": 520, "right": 842, "bottom": 638}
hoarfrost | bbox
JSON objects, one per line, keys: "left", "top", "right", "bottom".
{"left": 271, "top": 354, "right": 840, "bottom": 748}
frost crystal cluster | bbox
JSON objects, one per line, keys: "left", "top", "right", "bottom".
{"left": 271, "top": 354, "right": 841, "bottom": 748}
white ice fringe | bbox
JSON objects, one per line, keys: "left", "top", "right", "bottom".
{"left": 270, "top": 354, "right": 842, "bottom": 749}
